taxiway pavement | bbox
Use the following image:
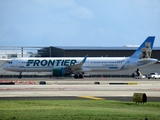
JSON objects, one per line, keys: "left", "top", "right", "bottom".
{"left": 0, "top": 78, "right": 160, "bottom": 101}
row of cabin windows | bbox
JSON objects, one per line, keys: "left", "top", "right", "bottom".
{"left": 9, "top": 61, "right": 123, "bottom": 64}
{"left": 90, "top": 61, "right": 123, "bottom": 64}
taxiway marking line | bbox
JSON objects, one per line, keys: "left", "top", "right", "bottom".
{"left": 78, "top": 96, "right": 104, "bottom": 100}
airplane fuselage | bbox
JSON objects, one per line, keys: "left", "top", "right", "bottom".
{"left": 3, "top": 57, "right": 129, "bottom": 72}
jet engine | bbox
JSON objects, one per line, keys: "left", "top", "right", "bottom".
{"left": 52, "top": 68, "right": 65, "bottom": 76}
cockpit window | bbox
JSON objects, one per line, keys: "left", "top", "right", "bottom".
{"left": 8, "top": 61, "right": 13, "bottom": 64}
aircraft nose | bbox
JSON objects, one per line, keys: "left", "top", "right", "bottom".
{"left": 2, "top": 63, "right": 8, "bottom": 70}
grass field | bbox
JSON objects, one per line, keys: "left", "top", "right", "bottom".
{"left": 0, "top": 100, "right": 160, "bottom": 120}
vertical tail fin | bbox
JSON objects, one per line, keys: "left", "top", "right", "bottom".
{"left": 131, "top": 36, "right": 155, "bottom": 59}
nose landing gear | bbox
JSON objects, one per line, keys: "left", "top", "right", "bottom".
{"left": 18, "top": 72, "right": 22, "bottom": 78}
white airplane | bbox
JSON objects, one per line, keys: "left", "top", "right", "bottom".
{"left": 2, "top": 36, "right": 158, "bottom": 79}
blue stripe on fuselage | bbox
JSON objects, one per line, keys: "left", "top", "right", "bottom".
{"left": 109, "top": 67, "right": 118, "bottom": 69}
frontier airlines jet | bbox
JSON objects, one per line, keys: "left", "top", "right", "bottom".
{"left": 2, "top": 36, "right": 158, "bottom": 78}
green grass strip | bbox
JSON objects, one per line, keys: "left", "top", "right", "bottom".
{"left": 0, "top": 100, "right": 160, "bottom": 120}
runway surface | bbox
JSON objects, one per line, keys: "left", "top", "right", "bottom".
{"left": 0, "top": 78, "right": 160, "bottom": 102}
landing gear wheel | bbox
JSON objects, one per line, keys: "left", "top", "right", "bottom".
{"left": 79, "top": 74, "right": 83, "bottom": 78}
{"left": 74, "top": 74, "right": 79, "bottom": 79}
{"left": 74, "top": 74, "right": 84, "bottom": 79}
{"left": 18, "top": 72, "right": 22, "bottom": 79}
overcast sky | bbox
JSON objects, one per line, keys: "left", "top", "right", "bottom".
{"left": 0, "top": 0, "right": 160, "bottom": 47}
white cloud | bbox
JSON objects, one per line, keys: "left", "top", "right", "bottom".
{"left": 98, "top": 28, "right": 106, "bottom": 35}
{"left": 35, "top": 0, "right": 95, "bottom": 19}
{"left": 0, "top": 0, "right": 160, "bottom": 46}
{"left": 35, "top": 0, "right": 76, "bottom": 8}
{"left": 69, "top": 6, "right": 95, "bottom": 19}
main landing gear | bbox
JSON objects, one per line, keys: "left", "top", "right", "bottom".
{"left": 74, "top": 73, "right": 84, "bottom": 79}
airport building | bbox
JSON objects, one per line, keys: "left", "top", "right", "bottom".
{"left": 37, "top": 46, "right": 160, "bottom": 60}
{"left": 0, "top": 46, "right": 160, "bottom": 78}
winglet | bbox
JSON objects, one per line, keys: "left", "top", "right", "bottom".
{"left": 82, "top": 55, "right": 88, "bottom": 63}
{"left": 66, "top": 55, "right": 88, "bottom": 71}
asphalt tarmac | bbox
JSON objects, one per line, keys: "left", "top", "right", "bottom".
{"left": 0, "top": 77, "right": 160, "bottom": 102}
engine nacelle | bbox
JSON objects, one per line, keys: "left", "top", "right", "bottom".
{"left": 52, "top": 68, "right": 65, "bottom": 76}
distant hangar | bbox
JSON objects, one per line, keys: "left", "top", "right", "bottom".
{"left": 38, "top": 46, "right": 160, "bottom": 60}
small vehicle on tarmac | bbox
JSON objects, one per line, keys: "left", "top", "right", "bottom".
{"left": 148, "top": 72, "right": 160, "bottom": 79}
{"left": 135, "top": 75, "right": 146, "bottom": 79}
{"left": 133, "top": 69, "right": 146, "bottom": 79}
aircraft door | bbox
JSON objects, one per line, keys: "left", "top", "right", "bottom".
{"left": 17, "top": 60, "right": 25, "bottom": 72}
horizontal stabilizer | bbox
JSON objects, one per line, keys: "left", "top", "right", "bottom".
{"left": 138, "top": 58, "right": 157, "bottom": 66}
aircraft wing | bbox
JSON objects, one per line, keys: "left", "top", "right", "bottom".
{"left": 66, "top": 55, "right": 88, "bottom": 71}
